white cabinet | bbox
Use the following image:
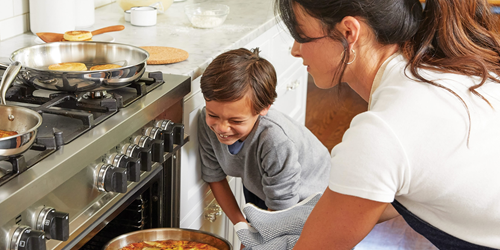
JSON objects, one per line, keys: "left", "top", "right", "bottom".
{"left": 179, "top": 22, "right": 308, "bottom": 250}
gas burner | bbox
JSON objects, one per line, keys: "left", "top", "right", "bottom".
{"left": 0, "top": 71, "right": 167, "bottom": 186}
{"left": 79, "top": 90, "right": 112, "bottom": 100}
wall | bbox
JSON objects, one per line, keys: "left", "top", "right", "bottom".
{"left": 0, "top": 0, "right": 116, "bottom": 41}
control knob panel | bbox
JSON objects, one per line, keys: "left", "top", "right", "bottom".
{"left": 95, "top": 163, "right": 128, "bottom": 193}
{"left": 153, "top": 120, "right": 184, "bottom": 153}
{"left": 106, "top": 153, "right": 141, "bottom": 182}
{"left": 142, "top": 128, "right": 165, "bottom": 163}
{"left": 10, "top": 226, "right": 46, "bottom": 250}
{"left": 131, "top": 135, "right": 154, "bottom": 171}
{"left": 35, "top": 207, "right": 69, "bottom": 241}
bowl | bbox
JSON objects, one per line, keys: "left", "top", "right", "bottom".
{"left": 117, "top": 0, "right": 174, "bottom": 13}
{"left": 184, "top": 3, "right": 230, "bottom": 28}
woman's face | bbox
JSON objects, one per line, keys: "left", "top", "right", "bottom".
{"left": 291, "top": 4, "right": 345, "bottom": 89}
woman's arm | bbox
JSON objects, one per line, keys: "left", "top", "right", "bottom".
{"left": 293, "top": 188, "right": 389, "bottom": 250}
{"left": 209, "top": 179, "right": 247, "bottom": 225}
{"left": 379, "top": 204, "right": 400, "bottom": 223}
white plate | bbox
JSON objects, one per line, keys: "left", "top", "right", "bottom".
{"left": 34, "top": 34, "right": 114, "bottom": 44}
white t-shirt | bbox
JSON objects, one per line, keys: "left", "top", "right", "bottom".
{"left": 329, "top": 53, "right": 500, "bottom": 248}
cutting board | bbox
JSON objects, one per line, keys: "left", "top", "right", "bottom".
{"left": 140, "top": 46, "right": 189, "bottom": 65}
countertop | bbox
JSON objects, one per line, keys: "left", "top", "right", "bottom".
{"left": 0, "top": 0, "right": 278, "bottom": 81}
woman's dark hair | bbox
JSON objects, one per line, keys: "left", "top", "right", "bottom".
{"left": 275, "top": 0, "right": 500, "bottom": 144}
{"left": 275, "top": 0, "right": 423, "bottom": 84}
{"left": 200, "top": 48, "right": 278, "bottom": 114}
{"left": 402, "top": 0, "right": 500, "bottom": 106}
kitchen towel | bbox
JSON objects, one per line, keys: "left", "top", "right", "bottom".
{"left": 234, "top": 192, "right": 322, "bottom": 250}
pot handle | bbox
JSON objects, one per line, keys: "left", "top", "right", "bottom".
{"left": 1, "top": 61, "right": 21, "bottom": 105}
{"left": 0, "top": 62, "right": 9, "bottom": 69}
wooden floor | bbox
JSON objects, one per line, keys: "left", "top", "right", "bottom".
{"left": 305, "top": 75, "right": 367, "bottom": 151}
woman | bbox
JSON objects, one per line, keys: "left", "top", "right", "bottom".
{"left": 274, "top": 0, "right": 500, "bottom": 249}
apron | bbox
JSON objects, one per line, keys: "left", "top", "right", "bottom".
{"left": 392, "top": 200, "right": 498, "bottom": 250}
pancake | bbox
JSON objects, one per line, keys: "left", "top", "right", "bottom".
{"left": 89, "top": 64, "right": 122, "bottom": 71}
{"left": 0, "top": 130, "right": 17, "bottom": 138}
{"left": 62, "top": 38, "right": 92, "bottom": 41}
{"left": 64, "top": 30, "right": 93, "bottom": 41}
{"left": 48, "top": 62, "right": 87, "bottom": 71}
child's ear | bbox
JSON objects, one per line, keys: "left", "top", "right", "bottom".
{"left": 259, "top": 105, "right": 271, "bottom": 116}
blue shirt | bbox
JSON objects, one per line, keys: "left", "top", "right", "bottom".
{"left": 228, "top": 140, "right": 245, "bottom": 155}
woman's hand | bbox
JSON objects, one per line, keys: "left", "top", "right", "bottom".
{"left": 293, "top": 188, "right": 390, "bottom": 250}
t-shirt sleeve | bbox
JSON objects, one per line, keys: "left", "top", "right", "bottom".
{"left": 259, "top": 128, "right": 301, "bottom": 210}
{"left": 198, "top": 108, "right": 227, "bottom": 183}
{"left": 329, "top": 112, "right": 410, "bottom": 203}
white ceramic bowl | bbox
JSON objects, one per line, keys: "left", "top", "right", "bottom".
{"left": 117, "top": 0, "right": 174, "bottom": 13}
{"left": 184, "top": 3, "right": 230, "bottom": 28}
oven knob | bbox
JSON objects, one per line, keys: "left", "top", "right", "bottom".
{"left": 10, "top": 225, "right": 46, "bottom": 250}
{"left": 132, "top": 136, "right": 154, "bottom": 171}
{"left": 143, "top": 127, "right": 165, "bottom": 163}
{"left": 154, "top": 119, "right": 173, "bottom": 131}
{"left": 133, "top": 135, "right": 153, "bottom": 149}
{"left": 173, "top": 124, "right": 185, "bottom": 146}
{"left": 154, "top": 120, "right": 185, "bottom": 152}
{"left": 154, "top": 120, "right": 174, "bottom": 152}
{"left": 106, "top": 153, "right": 141, "bottom": 182}
{"left": 151, "top": 139, "right": 165, "bottom": 163}
{"left": 36, "top": 207, "right": 69, "bottom": 241}
{"left": 96, "top": 163, "right": 128, "bottom": 193}
{"left": 121, "top": 143, "right": 152, "bottom": 171}
{"left": 144, "top": 126, "right": 163, "bottom": 140}
{"left": 120, "top": 143, "right": 141, "bottom": 158}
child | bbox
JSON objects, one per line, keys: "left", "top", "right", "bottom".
{"left": 197, "top": 48, "right": 331, "bottom": 227}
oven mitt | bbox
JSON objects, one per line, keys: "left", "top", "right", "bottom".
{"left": 234, "top": 192, "right": 322, "bottom": 250}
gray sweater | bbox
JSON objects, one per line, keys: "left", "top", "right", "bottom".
{"left": 198, "top": 107, "right": 331, "bottom": 210}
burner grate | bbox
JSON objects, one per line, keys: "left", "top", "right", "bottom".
{"left": 0, "top": 71, "right": 165, "bottom": 185}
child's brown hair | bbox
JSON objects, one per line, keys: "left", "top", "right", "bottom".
{"left": 200, "top": 48, "right": 277, "bottom": 114}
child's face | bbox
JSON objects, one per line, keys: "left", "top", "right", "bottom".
{"left": 205, "top": 95, "right": 269, "bottom": 145}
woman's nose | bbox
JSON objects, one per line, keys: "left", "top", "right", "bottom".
{"left": 291, "top": 41, "right": 301, "bottom": 57}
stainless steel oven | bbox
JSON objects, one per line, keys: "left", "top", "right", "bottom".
{"left": 0, "top": 71, "right": 190, "bottom": 250}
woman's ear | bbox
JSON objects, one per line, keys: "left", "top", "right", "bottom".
{"left": 259, "top": 105, "right": 271, "bottom": 116}
{"left": 337, "top": 16, "right": 361, "bottom": 50}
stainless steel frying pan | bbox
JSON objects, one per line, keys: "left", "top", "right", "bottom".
{"left": 103, "top": 228, "right": 232, "bottom": 250}
{"left": 0, "top": 41, "right": 149, "bottom": 92}
{"left": 0, "top": 62, "right": 43, "bottom": 159}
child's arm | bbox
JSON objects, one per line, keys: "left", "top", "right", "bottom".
{"left": 209, "top": 178, "right": 247, "bottom": 225}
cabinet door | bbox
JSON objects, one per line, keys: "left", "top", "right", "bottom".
{"left": 199, "top": 192, "right": 228, "bottom": 239}
{"left": 180, "top": 81, "right": 209, "bottom": 230}
{"left": 273, "top": 62, "right": 308, "bottom": 124}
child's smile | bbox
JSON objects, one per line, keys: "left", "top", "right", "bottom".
{"left": 205, "top": 94, "right": 269, "bottom": 145}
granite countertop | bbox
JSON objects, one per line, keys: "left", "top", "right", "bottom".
{"left": 0, "top": 0, "right": 278, "bottom": 81}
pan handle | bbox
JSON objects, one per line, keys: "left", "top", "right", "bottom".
{"left": 0, "top": 62, "right": 9, "bottom": 69}
{"left": 0, "top": 61, "right": 21, "bottom": 105}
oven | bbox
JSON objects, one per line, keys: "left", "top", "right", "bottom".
{"left": 0, "top": 70, "right": 191, "bottom": 250}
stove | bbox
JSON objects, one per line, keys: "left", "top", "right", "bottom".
{"left": 0, "top": 71, "right": 165, "bottom": 186}
{"left": 0, "top": 70, "right": 191, "bottom": 250}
